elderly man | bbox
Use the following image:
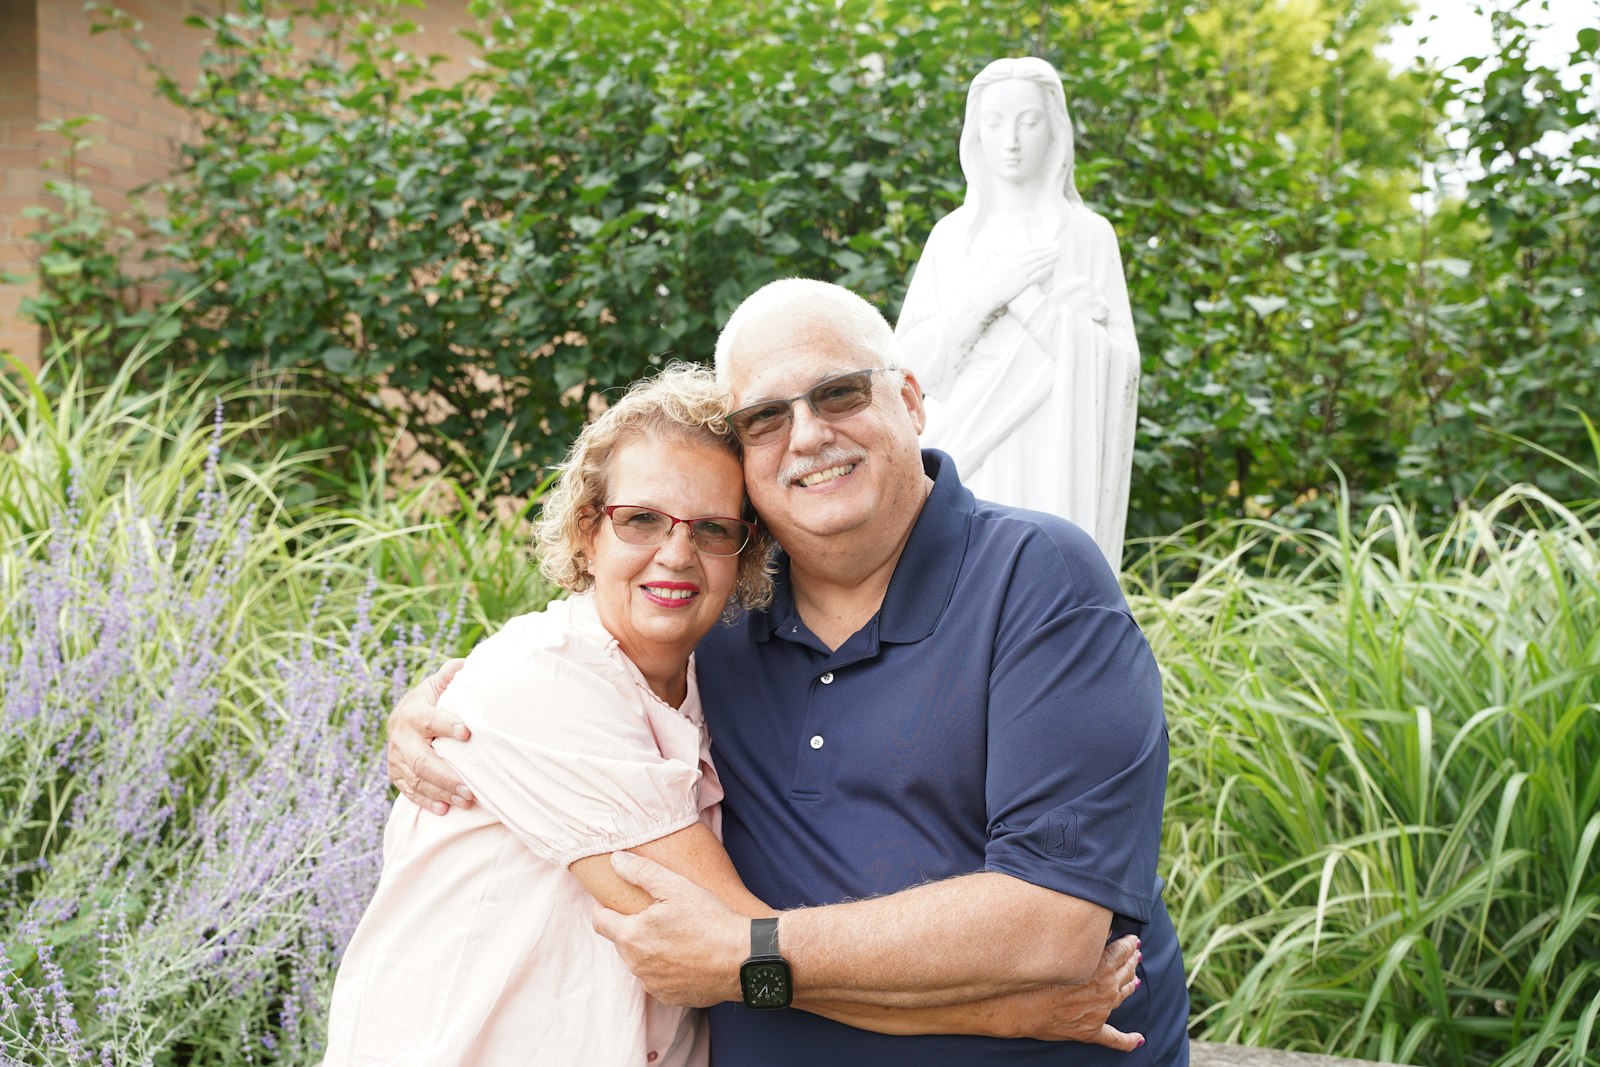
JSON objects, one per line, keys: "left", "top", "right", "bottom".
{"left": 389, "top": 279, "right": 1189, "bottom": 1063}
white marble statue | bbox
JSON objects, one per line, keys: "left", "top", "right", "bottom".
{"left": 895, "top": 56, "right": 1140, "bottom": 569}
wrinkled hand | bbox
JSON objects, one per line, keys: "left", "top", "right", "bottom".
{"left": 971, "top": 247, "right": 1057, "bottom": 322}
{"left": 592, "top": 852, "right": 747, "bottom": 1007}
{"left": 385, "top": 658, "right": 474, "bottom": 814}
{"left": 1000, "top": 934, "right": 1144, "bottom": 1047}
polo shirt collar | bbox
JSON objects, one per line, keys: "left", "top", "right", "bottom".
{"left": 751, "top": 449, "right": 972, "bottom": 646}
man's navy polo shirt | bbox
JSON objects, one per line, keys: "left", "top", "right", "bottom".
{"left": 696, "top": 450, "right": 1189, "bottom": 1065}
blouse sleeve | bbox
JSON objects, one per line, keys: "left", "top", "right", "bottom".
{"left": 431, "top": 624, "right": 704, "bottom": 868}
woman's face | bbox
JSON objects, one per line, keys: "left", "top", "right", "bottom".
{"left": 583, "top": 435, "right": 746, "bottom": 672}
{"left": 978, "top": 77, "right": 1054, "bottom": 185}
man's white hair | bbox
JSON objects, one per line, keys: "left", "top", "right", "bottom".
{"left": 714, "top": 278, "right": 902, "bottom": 385}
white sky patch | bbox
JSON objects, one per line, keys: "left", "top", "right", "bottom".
{"left": 1379, "top": 0, "right": 1599, "bottom": 201}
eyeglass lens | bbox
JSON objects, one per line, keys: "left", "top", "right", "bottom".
{"left": 605, "top": 506, "right": 751, "bottom": 555}
{"left": 728, "top": 369, "right": 882, "bottom": 445}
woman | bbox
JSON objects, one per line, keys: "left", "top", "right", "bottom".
{"left": 324, "top": 364, "right": 775, "bottom": 1064}
{"left": 895, "top": 57, "right": 1141, "bottom": 569}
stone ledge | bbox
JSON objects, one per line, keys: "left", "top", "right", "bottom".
{"left": 1192, "top": 1041, "right": 1396, "bottom": 1066}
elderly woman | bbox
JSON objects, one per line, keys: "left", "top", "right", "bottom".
{"left": 895, "top": 57, "right": 1140, "bottom": 569}
{"left": 324, "top": 364, "right": 774, "bottom": 1064}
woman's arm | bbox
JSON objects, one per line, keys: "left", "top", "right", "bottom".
{"left": 570, "top": 824, "right": 768, "bottom": 918}
{"left": 570, "top": 827, "right": 1142, "bottom": 1046}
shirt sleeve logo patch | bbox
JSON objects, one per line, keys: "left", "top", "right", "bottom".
{"left": 1046, "top": 810, "right": 1079, "bottom": 858}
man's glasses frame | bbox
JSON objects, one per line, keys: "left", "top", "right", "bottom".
{"left": 600, "top": 505, "right": 756, "bottom": 557}
{"left": 726, "top": 368, "right": 896, "bottom": 447}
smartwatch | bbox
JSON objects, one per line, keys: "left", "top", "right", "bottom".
{"left": 739, "top": 917, "right": 793, "bottom": 1010}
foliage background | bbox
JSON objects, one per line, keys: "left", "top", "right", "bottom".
{"left": 4, "top": 0, "right": 1598, "bottom": 1063}
{"left": 36, "top": 0, "right": 1595, "bottom": 534}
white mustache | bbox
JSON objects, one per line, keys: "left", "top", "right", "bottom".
{"left": 779, "top": 447, "right": 865, "bottom": 486}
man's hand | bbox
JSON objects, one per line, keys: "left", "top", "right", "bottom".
{"left": 592, "top": 852, "right": 747, "bottom": 1007}
{"left": 999, "top": 934, "right": 1144, "bottom": 1047}
{"left": 385, "top": 659, "right": 475, "bottom": 814}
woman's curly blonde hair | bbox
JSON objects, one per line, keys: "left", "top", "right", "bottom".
{"left": 535, "top": 362, "right": 775, "bottom": 620}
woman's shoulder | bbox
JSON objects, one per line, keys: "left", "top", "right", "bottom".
{"left": 451, "top": 596, "right": 634, "bottom": 713}
{"left": 468, "top": 594, "right": 607, "bottom": 658}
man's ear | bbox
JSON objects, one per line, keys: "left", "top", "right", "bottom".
{"left": 898, "top": 369, "right": 928, "bottom": 435}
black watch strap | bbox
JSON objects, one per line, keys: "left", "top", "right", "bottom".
{"left": 751, "top": 916, "right": 780, "bottom": 957}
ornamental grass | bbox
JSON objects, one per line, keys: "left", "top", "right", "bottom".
{"left": 1133, "top": 452, "right": 1600, "bottom": 1066}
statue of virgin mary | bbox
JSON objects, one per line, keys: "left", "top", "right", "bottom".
{"left": 895, "top": 57, "right": 1140, "bottom": 569}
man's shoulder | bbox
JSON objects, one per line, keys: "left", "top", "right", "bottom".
{"left": 962, "top": 497, "right": 1122, "bottom": 608}
{"left": 694, "top": 609, "right": 764, "bottom": 667}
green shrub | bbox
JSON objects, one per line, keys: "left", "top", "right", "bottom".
{"left": 1, "top": 117, "right": 174, "bottom": 379}
{"left": 99, "top": 0, "right": 1594, "bottom": 547}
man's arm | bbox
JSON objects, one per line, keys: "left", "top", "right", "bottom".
{"left": 587, "top": 847, "right": 1143, "bottom": 1044}
{"left": 595, "top": 854, "right": 1110, "bottom": 1009}
{"left": 386, "top": 661, "right": 476, "bottom": 814}
{"left": 802, "top": 940, "right": 1144, "bottom": 1044}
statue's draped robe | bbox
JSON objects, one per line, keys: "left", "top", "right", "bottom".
{"left": 896, "top": 204, "right": 1140, "bottom": 569}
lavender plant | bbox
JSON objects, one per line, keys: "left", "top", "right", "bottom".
{"left": 0, "top": 350, "right": 469, "bottom": 1062}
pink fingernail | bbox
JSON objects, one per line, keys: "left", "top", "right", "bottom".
{"left": 1136, "top": 1037, "right": 1146, "bottom": 1047}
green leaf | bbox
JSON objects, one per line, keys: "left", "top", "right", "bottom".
{"left": 321, "top": 346, "right": 357, "bottom": 374}
{"left": 1244, "top": 296, "right": 1288, "bottom": 318}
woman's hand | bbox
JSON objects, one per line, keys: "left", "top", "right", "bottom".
{"left": 969, "top": 247, "right": 1057, "bottom": 324}
{"left": 386, "top": 659, "right": 476, "bottom": 814}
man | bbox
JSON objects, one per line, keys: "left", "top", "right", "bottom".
{"left": 390, "top": 279, "right": 1189, "bottom": 1063}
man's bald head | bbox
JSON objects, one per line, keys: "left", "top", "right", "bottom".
{"left": 714, "top": 279, "right": 902, "bottom": 388}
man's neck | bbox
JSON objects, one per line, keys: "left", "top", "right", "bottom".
{"left": 784, "top": 473, "right": 933, "bottom": 651}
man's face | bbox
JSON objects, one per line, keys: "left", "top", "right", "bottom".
{"left": 725, "top": 321, "right": 926, "bottom": 551}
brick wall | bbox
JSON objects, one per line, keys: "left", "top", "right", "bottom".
{"left": 2, "top": 0, "right": 475, "bottom": 369}
{"left": 0, "top": 1, "right": 41, "bottom": 364}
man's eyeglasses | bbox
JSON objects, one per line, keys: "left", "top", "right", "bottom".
{"left": 601, "top": 505, "right": 756, "bottom": 557}
{"left": 726, "top": 368, "right": 894, "bottom": 447}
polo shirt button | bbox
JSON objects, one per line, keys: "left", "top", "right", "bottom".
{"left": 647, "top": 1053, "right": 659, "bottom": 1063}
{"left": 810, "top": 735, "right": 825, "bottom": 749}
{"left": 820, "top": 671, "right": 834, "bottom": 684}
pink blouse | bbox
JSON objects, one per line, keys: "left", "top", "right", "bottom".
{"left": 324, "top": 593, "right": 722, "bottom": 1066}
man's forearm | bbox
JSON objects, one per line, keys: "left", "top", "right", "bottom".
{"left": 781, "top": 871, "right": 1111, "bottom": 1008}
{"left": 802, "top": 993, "right": 1036, "bottom": 1038}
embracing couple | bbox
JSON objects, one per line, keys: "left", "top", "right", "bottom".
{"left": 321, "top": 279, "right": 1190, "bottom": 1065}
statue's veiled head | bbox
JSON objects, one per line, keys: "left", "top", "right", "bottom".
{"left": 959, "top": 57, "right": 1083, "bottom": 211}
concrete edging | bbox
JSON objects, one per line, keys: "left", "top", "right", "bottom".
{"left": 1191, "top": 1041, "right": 1396, "bottom": 1066}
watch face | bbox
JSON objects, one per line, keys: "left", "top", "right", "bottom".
{"left": 740, "top": 959, "right": 793, "bottom": 1010}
